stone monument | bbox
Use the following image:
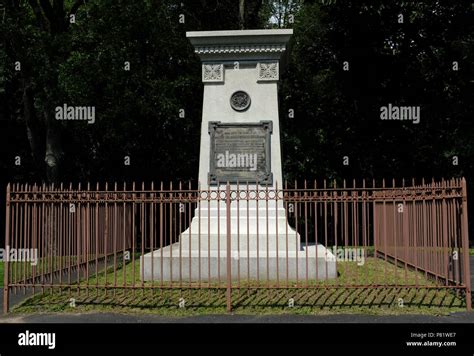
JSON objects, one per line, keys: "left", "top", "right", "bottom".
{"left": 141, "top": 29, "right": 336, "bottom": 281}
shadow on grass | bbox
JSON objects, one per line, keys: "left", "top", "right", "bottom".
{"left": 10, "top": 257, "right": 469, "bottom": 315}
{"left": 12, "top": 285, "right": 467, "bottom": 316}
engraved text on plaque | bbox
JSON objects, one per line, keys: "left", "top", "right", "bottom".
{"left": 208, "top": 121, "right": 273, "bottom": 185}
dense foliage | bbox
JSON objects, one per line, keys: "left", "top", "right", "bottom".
{"left": 0, "top": 1, "right": 472, "bottom": 237}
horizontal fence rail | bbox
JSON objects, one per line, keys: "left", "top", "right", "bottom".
{"left": 3, "top": 178, "right": 471, "bottom": 312}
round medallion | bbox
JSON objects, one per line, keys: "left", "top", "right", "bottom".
{"left": 230, "top": 91, "right": 251, "bottom": 112}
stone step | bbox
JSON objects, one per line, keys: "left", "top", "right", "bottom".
{"left": 141, "top": 244, "right": 337, "bottom": 281}
{"left": 178, "top": 233, "right": 301, "bottom": 251}
{"left": 191, "top": 207, "right": 288, "bottom": 217}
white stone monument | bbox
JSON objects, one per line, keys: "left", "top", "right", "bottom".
{"left": 141, "top": 30, "right": 336, "bottom": 281}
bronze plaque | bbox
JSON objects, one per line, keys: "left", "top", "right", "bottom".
{"left": 208, "top": 121, "right": 273, "bottom": 185}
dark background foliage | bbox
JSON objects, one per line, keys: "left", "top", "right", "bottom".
{"left": 0, "top": 0, "right": 472, "bottom": 243}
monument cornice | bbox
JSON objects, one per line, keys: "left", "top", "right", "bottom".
{"left": 187, "top": 29, "right": 292, "bottom": 62}
{"left": 194, "top": 44, "right": 287, "bottom": 55}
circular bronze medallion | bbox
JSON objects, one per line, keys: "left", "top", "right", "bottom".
{"left": 230, "top": 91, "right": 251, "bottom": 111}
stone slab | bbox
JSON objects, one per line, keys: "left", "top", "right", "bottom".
{"left": 141, "top": 244, "right": 337, "bottom": 281}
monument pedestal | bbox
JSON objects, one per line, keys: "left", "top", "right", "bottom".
{"left": 141, "top": 245, "right": 336, "bottom": 281}
{"left": 141, "top": 29, "right": 336, "bottom": 282}
{"left": 141, "top": 196, "right": 337, "bottom": 281}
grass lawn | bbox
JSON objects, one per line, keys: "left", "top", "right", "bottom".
{"left": 11, "top": 257, "right": 468, "bottom": 316}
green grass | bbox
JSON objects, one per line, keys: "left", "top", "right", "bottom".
{"left": 12, "top": 287, "right": 467, "bottom": 316}
{"left": 0, "top": 262, "right": 3, "bottom": 286}
{"left": 5, "top": 254, "right": 106, "bottom": 282}
{"left": 11, "top": 257, "right": 468, "bottom": 316}
{"left": 74, "top": 257, "right": 452, "bottom": 288}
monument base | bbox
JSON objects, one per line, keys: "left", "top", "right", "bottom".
{"left": 140, "top": 244, "right": 337, "bottom": 281}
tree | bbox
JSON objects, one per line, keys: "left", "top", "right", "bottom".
{"left": 280, "top": 1, "right": 473, "bottom": 182}
{"left": 0, "top": 0, "right": 267, "bottom": 184}
{"left": 2, "top": 0, "right": 88, "bottom": 182}
{"left": 278, "top": 1, "right": 474, "bottom": 237}
{"left": 261, "top": 0, "right": 303, "bottom": 28}
{"left": 239, "top": 0, "right": 245, "bottom": 29}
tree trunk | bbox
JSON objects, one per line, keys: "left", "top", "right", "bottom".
{"left": 22, "top": 77, "right": 45, "bottom": 176}
{"left": 239, "top": 0, "right": 245, "bottom": 29}
{"left": 44, "top": 107, "right": 62, "bottom": 183}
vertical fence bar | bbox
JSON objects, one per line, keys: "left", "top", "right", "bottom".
{"left": 226, "top": 182, "right": 232, "bottom": 313}
{"left": 95, "top": 182, "right": 99, "bottom": 295}
{"left": 188, "top": 181, "right": 192, "bottom": 285}
{"left": 3, "top": 184, "right": 11, "bottom": 313}
{"left": 207, "top": 183, "right": 211, "bottom": 286}
{"left": 25, "top": 184, "right": 30, "bottom": 294}
{"left": 104, "top": 182, "right": 109, "bottom": 294}
{"left": 32, "top": 184, "right": 37, "bottom": 295}
{"left": 178, "top": 181, "right": 182, "bottom": 289}
{"left": 421, "top": 178, "right": 428, "bottom": 282}
{"left": 197, "top": 181, "right": 201, "bottom": 288}
{"left": 169, "top": 182, "right": 173, "bottom": 288}
{"left": 441, "top": 179, "right": 449, "bottom": 287}
{"left": 332, "top": 179, "right": 336, "bottom": 286}
{"left": 14, "top": 184, "right": 19, "bottom": 296}
{"left": 433, "top": 178, "right": 440, "bottom": 285}
{"left": 58, "top": 183, "right": 63, "bottom": 294}
{"left": 314, "top": 180, "right": 318, "bottom": 284}
{"left": 294, "top": 180, "right": 298, "bottom": 285}
{"left": 451, "top": 180, "right": 460, "bottom": 285}
{"left": 266, "top": 182, "right": 270, "bottom": 286}
{"left": 85, "top": 182, "right": 90, "bottom": 296}
{"left": 122, "top": 182, "right": 127, "bottom": 292}
{"left": 382, "top": 179, "right": 388, "bottom": 287}
{"left": 159, "top": 181, "right": 163, "bottom": 289}
{"left": 324, "top": 179, "right": 329, "bottom": 283}
{"left": 256, "top": 181, "right": 260, "bottom": 286}
{"left": 66, "top": 183, "right": 71, "bottom": 296}
{"left": 461, "top": 178, "right": 472, "bottom": 310}
{"left": 362, "top": 179, "right": 368, "bottom": 287}
{"left": 402, "top": 178, "right": 408, "bottom": 285}
{"left": 141, "top": 182, "right": 145, "bottom": 293}
{"left": 75, "top": 183, "right": 80, "bottom": 295}
{"left": 151, "top": 182, "right": 155, "bottom": 293}
{"left": 412, "top": 178, "right": 419, "bottom": 289}
{"left": 112, "top": 182, "right": 117, "bottom": 296}
{"left": 372, "top": 178, "right": 377, "bottom": 286}
{"left": 236, "top": 180, "right": 240, "bottom": 289}
{"left": 275, "top": 181, "right": 279, "bottom": 287}
{"left": 352, "top": 179, "right": 358, "bottom": 287}
{"left": 343, "top": 179, "right": 348, "bottom": 284}
{"left": 23, "top": 184, "right": 28, "bottom": 294}
{"left": 217, "top": 183, "right": 221, "bottom": 286}
{"left": 304, "top": 180, "right": 308, "bottom": 286}
{"left": 131, "top": 182, "right": 136, "bottom": 295}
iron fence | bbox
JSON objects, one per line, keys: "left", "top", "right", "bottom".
{"left": 3, "top": 178, "right": 471, "bottom": 312}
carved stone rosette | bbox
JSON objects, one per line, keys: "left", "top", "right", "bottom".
{"left": 257, "top": 62, "right": 279, "bottom": 81}
{"left": 202, "top": 63, "right": 224, "bottom": 83}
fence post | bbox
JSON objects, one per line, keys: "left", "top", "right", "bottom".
{"left": 226, "top": 182, "right": 232, "bottom": 313}
{"left": 3, "top": 183, "right": 11, "bottom": 314}
{"left": 461, "top": 177, "right": 471, "bottom": 310}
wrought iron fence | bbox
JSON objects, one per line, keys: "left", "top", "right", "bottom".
{"left": 3, "top": 178, "right": 471, "bottom": 312}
